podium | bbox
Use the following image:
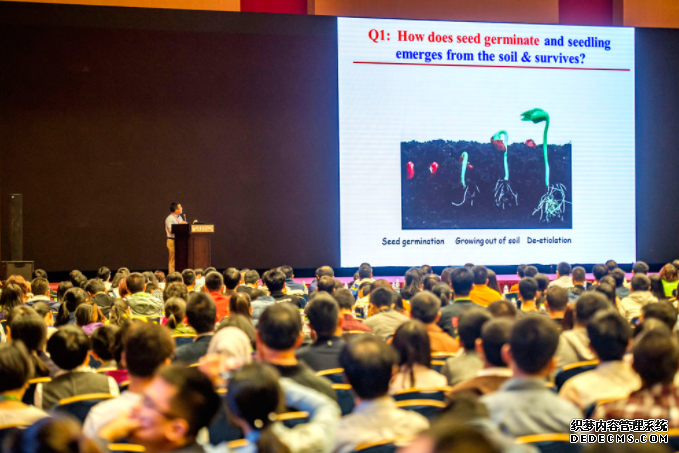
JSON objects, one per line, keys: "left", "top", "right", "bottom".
{"left": 172, "top": 224, "right": 214, "bottom": 272}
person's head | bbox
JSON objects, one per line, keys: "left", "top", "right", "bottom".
{"left": 431, "top": 283, "right": 452, "bottom": 306}
{"left": 440, "top": 268, "right": 453, "bottom": 288}
{"left": 545, "top": 287, "right": 569, "bottom": 315}
{"left": 450, "top": 267, "right": 474, "bottom": 297}
{"left": 305, "top": 293, "right": 341, "bottom": 338}
{"left": 472, "top": 266, "right": 489, "bottom": 285}
{"left": 0, "top": 341, "right": 33, "bottom": 395}
{"left": 340, "top": 335, "right": 397, "bottom": 400}
{"left": 317, "top": 276, "right": 336, "bottom": 294}
{"left": 523, "top": 266, "right": 539, "bottom": 278}
{"left": 75, "top": 304, "right": 95, "bottom": 327}
{"left": 358, "top": 263, "right": 372, "bottom": 280}
{"left": 505, "top": 315, "right": 560, "bottom": 376}
{"left": 334, "top": 288, "right": 355, "bottom": 311}
{"left": 244, "top": 270, "right": 260, "bottom": 286}
{"left": 0, "top": 283, "right": 24, "bottom": 314}
{"left": 204, "top": 272, "right": 224, "bottom": 293}
{"left": 55, "top": 287, "right": 88, "bottom": 327}
{"left": 6, "top": 276, "right": 31, "bottom": 299}
{"left": 478, "top": 318, "right": 513, "bottom": 367}
{"left": 85, "top": 279, "right": 105, "bottom": 296}
{"left": 392, "top": 320, "right": 432, "bottom": 375}
{"left": 486, "top": 270, "right": 501, "bottom": 293}
{"left": 8, "top": 307, "right": 46, "bottom": 355}
{"left": 164, "top": 297, "right": 187, "bottom": 330}
{"left": 229, "top": 293, "right": 252, "bottom": 318}
{"left": 487, "top": 299, "right": 517, "bottom": 319}
{"left": 165, "top": 272, "right": 183, "bottom": 284}
{"left": 91, "top": 325, "right": 118, "bottom": 363}
{"left": 315, "top": 266, "right": 334, "bottom": 279}
{"left": 8, "top": 415, "right": 105, "bottom": 453}
{"left": 594, "top": 282, "right": 617, "bottom": 305}
{"left": 458, "top": 308, "right": 492, "bottom": 351}
{"left": 571, "top": 267, "right": 586, "bottom": 285}
{"left": 517, "top": 277, "right": 538, "bottom": 302}
{"left": 185, "top": 293, "right": 216, "bottom": 334}
{"left": 278, "top": 265, "right": 294, "bottom": 280}
{"left": 574, "top": 292, "right": 610, "bottom": 326}
{"left": 556, "top": 262, "right": 571, "bottom": 277}
{"left": 257, "top": 303, "right": 303, "bottom": 355}
{"left": 642, "top": 302, "right": 678, "bottom": 332}
{"left": 94, "top": 266, "right": 110, "bottom": 282}
{"left": 423, "top": 275, "right": 441, "bottom": 292}
{"left": 222, "top": 268, "right": 241, "bottom": 291}
{"left": 586, "top": 310, "right": 631, "bottom": 362}
{"left": 124, "top": 323, "right": 175, "bottom": 378}
{"left": 163, "top": 281, "right": 188, "bottom": 302}
{"left": 56, "top": 281, "right": 73, "bottom": 302}
{"left": 126, "top": 272, "right": 146, "bottom": 294}
{"left": 30, "top": 278, "right": 49, "bottom": 298}
{"left": 534, "top": 274, "right": 550, "bottom": 294}
{"left": 47, "top": 325, "right": 90, "bottom": 370}
{"left": 632, "top": 326, "right": 679, "bottom": 386}
{"left": 610, "top": 268, "right": 626, "bottom": 288}
{"left": 33, "top": 269, "right": 48, "bottom": 281}
{"left": 181, "top": 269, "right": 196, "bottom": 287}
{"left": 72, "top": 273, "right": 87, "bottom": 290}
{"left": 357, "top": 281, "right": 372, "bottom": 299}
{"left": 262, "top": 269, "right": 286, "bottom": 293}
{"left": 592, "top": 264, "right": 608, "bottom": 282}
{"left": 217, "top": 316, "right": 256, "bottom": 350}
{"left": 32, "top": 301, "right": 53, "bottom": 326}
{"left": 369, "top": 287, "right": 394, "bottom": 311}
{"left": 410, "top": 291, "right": 441, "bottom": 324}
{"left": 131, "top": 365, "right": 219, "bottom": 448}
{"left": 660, "top": 264, "right": 679, "bottom": 282}
{"left": 170, "top": 202, "right": 182, "bottom": 215}
{"left": 154, "top": 271, "right": 166, "bottom": 283}
{"left": 649, "top": 275, "right": 667, "bottom": 300}
{"left": 109, "top": 300, "right": 131, "bottom": 326}
{"left": 226, "top": 364, "right": 290, "bottom": 453}
{"left": 605, "top": 260, "right": 618, "bottom": 273}
{"left": 516, "top": 264, "right": 527, "bottom": 278}
{"left": 403, "top": 268, "right": 423, "bottom": 296}
{"left": 630, "top": 274, "right": 651, "bottom": 293}
{"left": 632, "top": 261, "right": 649, "bottom": 275}
{"left": 143, "top": 272, "right": 159, "bottom": 287}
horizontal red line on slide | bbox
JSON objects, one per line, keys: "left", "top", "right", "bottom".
{"left": 353, "top": 61, "right": 631, "bottom": 71}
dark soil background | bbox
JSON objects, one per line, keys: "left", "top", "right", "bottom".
{"left": 401, "top": 139, "right": 572, "bottom": 229}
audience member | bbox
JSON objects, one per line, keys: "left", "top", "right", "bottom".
{"left": 221, "top": 267, "right": 241, "bottom": 300}
{"left": 127, "top": 272, "right": 163, "bottom": 317}
{"left": 619, "top": 274, "right": 657, "bottom": 322}
{"left": 641, "top": 302, "right": 677, "bottom": 332}
{"left": 173, "top": 293, "right": 216, "bottom": 364}
{"left": 25, "top": 278, "right": 58, "bottom": 311}
{"left": 400, "top": 268, "right": 423, "bottom": 304}
{"left": 566, "top": 267, "right": 587, "bottom": 301}
{"left": 481, "top": 316, "right": 581, "bottom": 437}
{"left": 204, "top": 271, "right": 229, "bottom": 321}
{"left": 310, "top": 266, "right": 334, "bottom": 294}
{"left": 0, "top": 283, "right": 24, "bottom": 321}
{"left": 7, "top": 307, "right": 53, "bottom": 377}
{"left": 31, "top": 301, "right": 57, "bottom": 338}
{"left": 423, "top": 274, "right": 441, "bottom": 292}
{"left": 509, "top": 265, "right": 527, "bottom": 292}
{"left": 605, "top": 260, "right": 618, "bottom": 273}
{"left": 410, "top": 291, "right": 459, "bottom": 353}
{"left": 280, "top": 265, "right": 309, "bottom": 296}
{"left": 431, "top": 282, "right": 452, "bottom": 307}
{"left": 297, "top": 293, "right": 345, "bottom": 371}
{"left": 470, "top": 266, "right": 502, "bottom": 308}
{"left": 592, "top": 264, "right": 608, "bottom": 287}
{"left": 264, "top": 268, "right": 303, "bottom": 308}
{"left": 85, "top": 279, "right": 114, "bottom": 317}
{"left": 207, "top": 326, "right": 253, "bottom": 369}
{"left": 594, "top": 281, "right": 617, "bottom": 306}
{"left": 350, "top": 263, "right": 375, "bottom": 298}
{"left": 549, "top": 262, "right": 573, "bottom": 289}
{"left": 90, "top": 324, "right": 119, "bottom": 369}
{"left": 217, "top": 315, "right": 256, "bottom": 350}
{"left": 611, "top": 268, "right": 631, "bottom": 299}
{"left": 36, "top": 325, "right": 119, "bottom": 410}
{"left": 75, "top": 303, "right": 105, "bottom": 335}
{"left": 84, "top": 323, "right": 175, "bottom": 437}
{"left": 544, "top": 287, "right": 569, "bottom": 326}
{"left": 317, "top": 276, "right": 336, "bottom": 295}
{"left": 487, "top": 300, "right": 518, "bottom": 319}
{"left": 229, "top": 292, "right": 253, "bottom": 319}
{"left": 334, "top": 288, "right": 371, "bottom": 333}
{"left": 55, "top": 287, "right": 87, "bottom": 326}
{"left": 182, "top": 269, "right": 197, "bottom": 292}
{"left": 163, "top": 281, "right": 188, "bottom": 303}
{"left": 165, "top": 271, "right": 183, "bottom": 285}
{"left": 517, "top": 277, "right": 540, "bottom": 312}
{"left": 442, "top": 308, "right": 491, "bottom": 385}
{"left": 237, "top": 269, "right": 260, "bottom": 296}
{"left": 649, "top": 275, "right": 671, "bottom": 303}
{"left": 523, "top": 266, "right": 539, "bottom": 278}
{"left": 438, "top": 267, "right": 484, "bottom": 338}
{"left": 0, "top": 342, "right": 48, "bottom": 426}
{"left": 8, "top": 416, "right": 103, "bottom": 453}
{"left": 334, "top": 335, "right": 429, "bottom": 453}
{"left": 109, "top": 299, "right": 131, "bottom": 327}
{"left": 559, "top": 310, "right": 640, "bottom": 410}
{"left": 390, "top": 320, "right": 447, "bottom": 393}
{"left": 56, "top": 281, "right": 73, "bottom": 303}
{"left": 251, "top": 287, "right": 276, "bottom": 326}
{"left": 257, "top": 303, "right": 336, "bottom": 400}
{"left": 164, "top": 297, "right": 195, "bottom": 335}
{"left": 555, "top": 292, "right": 610, "bottom": 368}
{"left": 659, "top": 264, "right": 679, "bottom": 298}
{"left": 633, "top": 261, "right": 650, "bottom": 276}
{"left": 364, "top": 287, "right": 408, "bottom": 339}
{"left": 447, "top": 318, "right": 514, "bottom": 397}
{"left": 7, "top": 275, "right": 32, "bottom": 301}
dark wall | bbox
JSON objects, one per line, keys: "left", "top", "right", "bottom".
{"left": 0, "top": 2, "right": 339, "bottom": 272}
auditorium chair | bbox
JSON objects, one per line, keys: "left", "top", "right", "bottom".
{"left": 430, "top": 360, "right": 446, "bottom": 373}
{"left": 52, "top": 393, "right": 115, "bottom": 423}
{"left": 277, "top": 411, "right": 310, "bottom": 429}
{"left": 172, "top": 334, "right": 197, "bottom": 348}
{"left": 395, "top": 399, "right": 446, "bottom": 419}
{"left": 316, "top": 368, "right": 344, "bottom": 384}
{"left": 393, "top": 388, "right": 448, "bottom": 403}
{"left": 119, "top": 380, "right": 130, "bottom": 392}
{"left": 108, "top": 444, "right": 146, "bottom": 452}
{"left": 22, "top": 376, "right": 51, "bottom": 405}
{"left": 227, "top": 439, "right": 250, "bottom": 452}
{"left": 554, "top": 360, "right": 599, "bottom": 391}
{"left": 515, "top": 434, "right": 581, "bottom": 453}
{"left": 332, "top": 383, "right": 356, "bottom": 415}
{"left": 352, "top": 438, "right": 400, "bottom": 453}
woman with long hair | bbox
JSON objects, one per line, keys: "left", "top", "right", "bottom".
{"left": 0, "top": 283, "right": 24, "bottom": 321}
{"left": 55, "top": 287, "right": 87, "bottom": 327}
{"left": 108, "top": 299, "right": 131, "bottom": 327}
{"left": 649, "top": 275, "right": 671, "bottom": 303}
{"left": 74, "top": 304, "right": 105, "bottom": 336}
{"left": 164, "top": 297, "right": 195, "bottom": 335}
{"left": 389, "top": 320, "right": 446, "bottom": 393}
{"left": 6, "top": 275, "right": 31, "bottom": 301}
{"left": 400, "top": 268, "right": 423, "bottom": 306}
{"left": 229, "top": 293, "right": 253, "bottom": 319}
{"left": 7, "top": 307, "right": 51, "bottom": 377}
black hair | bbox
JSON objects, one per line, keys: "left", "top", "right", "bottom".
{"left": 218, "top": 315, "right": 256, "bottom": 350}
{"left": 649, "top": 275, "right": 668, "bottom": 301}
{"left": 186, "top": 293, "right": 217, "bottom": 334}
{"left": 170, "top": 202, "right": 180, "bottom": 212}
{"left": 410, "top": 291, "right": 441, "bottom": 324}
{"left": 125, "top": 323, "right": 175, "bottom": 377}
{"left": 610, "top": 268, "right": 626, "bottom": 288}
{"left": 204, "top": 271, "right": 224, "bottom": 292}
{"left": 226, "top": 364, "right": 291, "bottom": 453}
{"left": 575, "top": 292, "right": 611, "bottom": 325}
{"left": 85, "top": 278, "right": 105, "bottom": 295}
{"left": 55, "top": 287, "right": 88, "bottom": 327}
{"left": 158, "top": 365, "right": 220, "bottom": 438}
{"left": 571, "top": 267, "right": 586, "bottom": 283}
{"left": 109, "top": 300, "right": 130, "bottom": 327}
{"left": 587, "top": 310, "right": 631, "bottom": 361}
{"left": 481, "top": 318, "right": 513, "bottom": 367}
{"left": 33, "top": 269, "right": 48, "bottom": 280}
{"left": 230, "top": 293, "right": 252, "bottom": 319}
{"left": 263, "top": 269, "right": 286, "bottom": 293}
{"left": 165, "top": 297, "right": 187, "bottom": 330}
{"left": 340, "top": 335, "right": 397, "bottom": 400}
{"left": 358, "top": 264, "right": 372, "bottom": 279}
{"left": 315, "top": 266, "right": 334, "bottom": 278}
{"left": 75, "top": 304, "right": 94, "bottom": 327}
{"left": 334, "top": 288, "right": 355, "bottom": 310}
{"left": 126, "top": 272, "right": 146, "bottom": 294}
{"left": 488, "top": 299, "right": 517, "bottom": 318}
{"left": 369, "top": 287, "right": 394, "bottom": 309}
{"left": 594, "top": 282, "right": 617, "bottom": 305}
{"left": 450, "top": 267, "right": 474, "bottom": 297}
{"left": 30, "top": 278, "right": 50, "bottom": 297}
{"left": 518, "top": 277, "right": 538, "bottom": 301}
{"left": 8, "top": 308, "right": 50, "bottom": 377}
{"left": 605, "top": 260, "right": 618, "bottom": 273}
{"left": 401, "top": 268, "right": 422, "bottom": 300}
{"left": 633, "top": 261, "right": 649, "bottom": 275}
{"left": 631, "top": 274, "right": 651, "bottom": 292}
{"left": 258, "top": 303, "right": 301, "bottom": 351}
{"left": 181, "top": 269, "right": 196, "bottom": 287}
{"left": 305, "top": 293, "right": 339, "bottom": 338}
{"left": 97, "top": 267, "right": 111, "bottom": 281}
{"left": 642, "top": 302, "right": 678, "bottom": 332}
{"left": 423, "top": 274, "right": 441, "bottom": 292}
{"left": 166, "top": 272, "right": 184, "bottom": 284}
{"left": 556, "top": 262, "right": 571, "bottom": 276}
{"left": 91, "top": 324, "right": 118, "bottom": 362}
{"left": 221, "top": 268, "right": 240, "bottom": 290}
{"left": 545, "top": 287, "right": 569, "bottom": 312}
{"left": 317, "top": 276, "right": 336, "bottom": 294}
{"left": 516, "top": 264, "right": 527, "bottom": 278}
{"left": 592, "top": 264, "right": 608, "bottom": 282}
{"left": 0, "top": 283, "right": 24, "bottom": 317}
{"left": 486, "top": 270, "right": 501, "bottom": 294}
{"left": 633, "top": 327, "right": 679, "bottom": 385}
{"left": 357, "top": 281, "right": 372, "bottom": 298}
{"left": 163, "top": 282, "right": 189, "bottom": 302}
{"left": 534, "top": 274, "right": 550, "bottom": 292}
{"left": 509, "top": 315, "right": 560, "bottom": 374}
{"left": 279, "top": 265, "right": 294, "bottom": 279}
{"left": 524, "top": 266, "right": 539, "bottom": 278}
{"left": 431, "top": 283, "right": 452, "bottom": 307}
{"left": 244, "top": 270, "right": 260, "bottom": 285}
{"left": 440, "top": 268, "right": 453, "bottom": 287}
{"left": 142, "top": 271, "right": 159, "bottom": 287}
{"left": 458, "top": 308, "right": 492, "bottom": 351}
{"left": 56, "top": 281, "right": 73, "bottom": 302}
{"left": 472, "top": 266, "right": 489, "bottom": 285}
{"left": 47, "top": 325, "right": 90, "bottom": 370}
{"left": 392, "top": 320, "right": 432, "bottom": 387}
{"left": 73, "top": 274, "right": 87, "bottom": 289}
{"left": 0, "top": 341, "right": 33, "bottom": 393}
{"left": 32, "top": 301, "right": 51, "bottom": 319}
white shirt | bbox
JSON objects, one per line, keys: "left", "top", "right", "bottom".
{"left": 83, "top": 391, "right": 142, "bottom": 438}
{"left": 559, "top": 360, "right": 641, "bottom": 410}
{"left": 165, "top": 213, "right": 182, "bottom": 238}
{"left": 389, "top": 364, "right": 447, "bottom": 394}
{"left": 549, "top": 276, "right": 574, "bottom": 289}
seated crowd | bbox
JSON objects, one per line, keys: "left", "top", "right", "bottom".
{"left": 0, "top": 260, "right": 678, "bottom": 453}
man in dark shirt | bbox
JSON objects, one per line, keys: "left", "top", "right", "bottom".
{"left": 84, "top": 279, "right": 114, "bottom": 317}
{"left": 438, "top": 267, "right": 485, "bottom": 338}
{"left": 296, "top": 293, "right": 346, "bottom": 371}
{"left": 222, "top": 267, "right": 241, "bottom": 300}
{"left": 173, "top": 293, "right": 216, "bottom": 365}
{"left": 264, "top": 268, "right": 303, "bottom": 308}
{"left": 280, "top": 265, "right": 309, "bottom": 296}
{"left": 256, "top": 303, "right": 336, "bottom": 401}
{"left": 237, "top": 269, "right": 260, "bottom": 296}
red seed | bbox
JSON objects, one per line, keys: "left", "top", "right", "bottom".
{"left": 429, "top": 162, "right": 439, "bottom": 175}
{"left": 406, "top": 162, "right": 415, "bottom": 179}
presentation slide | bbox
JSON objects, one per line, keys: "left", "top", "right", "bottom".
{"left": 338, "top": 18, "right": 635, "bottom": 267}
